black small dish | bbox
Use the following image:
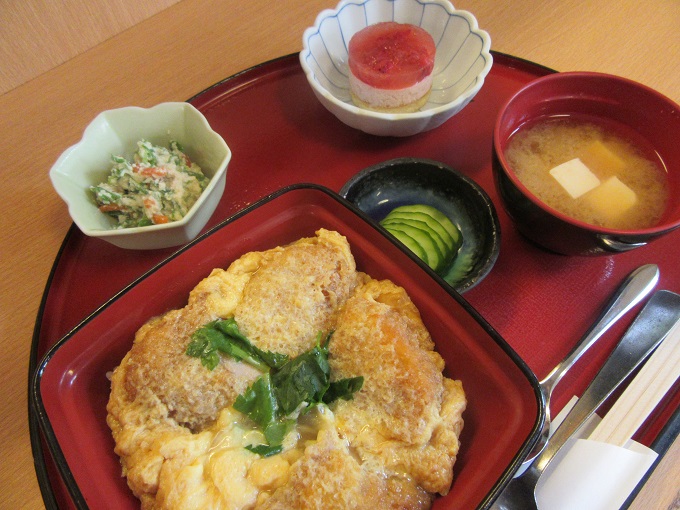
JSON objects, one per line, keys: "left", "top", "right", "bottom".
{"left": 340, "top": 158, "right": 501, "bottom": 293}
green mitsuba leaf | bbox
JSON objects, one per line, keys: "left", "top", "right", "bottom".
{"left": 245, "top": 444, "right": 283, "bottom": 458}
{"left": 233, "top": 373, "right": 279, "bottom": 429}
{"left": 186, "top": 318, "right": 289, "bottom": 372}
{"left": 214, "top": 318, "right": 290, "bottom": 369}
{"left": 272, "top": 344, "right": 331, "bottom": 415}
{"left": 323, "top": 376, "right": 365, "bottom": 404}
{"left": 187, "top": 321, "right": 363, "bottom": 457}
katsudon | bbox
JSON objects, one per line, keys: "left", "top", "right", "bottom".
{"left": 106, "top": 229, "right": 466, "bottom": 509}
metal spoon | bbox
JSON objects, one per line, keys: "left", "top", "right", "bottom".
{"left": 517, "top": 263, "right": 659, "bottom": 474}
{"left": 492, "top": 289, "right": 680, "bottom": 510}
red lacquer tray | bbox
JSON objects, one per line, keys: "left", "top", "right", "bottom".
{"left": 30, "top": 52, "right": 680, "bottom": 509}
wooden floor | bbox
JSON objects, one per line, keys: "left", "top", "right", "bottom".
{"left": 0, "top": 0, "right": 181, "bottom": 95}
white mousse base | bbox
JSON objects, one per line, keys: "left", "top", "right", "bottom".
{"left": 349, "top": 72, "right": 433, "bottom": 113}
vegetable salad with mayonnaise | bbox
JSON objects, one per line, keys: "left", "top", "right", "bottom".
{"left": 90, "top": 140, "right": 209, "bottom": 228}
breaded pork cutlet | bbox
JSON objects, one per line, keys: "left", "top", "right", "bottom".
{"left": 259, "top": 277, "right": 466, "bottom": 509}
{"left": 110, "top": 229, "right": 358, "bottom": 431}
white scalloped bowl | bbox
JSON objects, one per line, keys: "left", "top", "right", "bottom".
{"left": 300, "top": 0, "right": 492, "bottom": 137}
{"left": 50, "top": 103, "right": 231, "bottom": 250}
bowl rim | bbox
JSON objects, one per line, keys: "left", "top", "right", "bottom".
{"left": 299, "top": 0, "right": 493, "bottom": 121}
{"left": 493, "top": 71, "right": 680, "bottom": 236}
{"left": 49, "top": 102, "right": 231, "bottom": 239}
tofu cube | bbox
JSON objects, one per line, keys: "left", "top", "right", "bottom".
{"left": 580, "top": 140, "right": 626, "bottom": 177}
{"left": 583, "top": 177, "right": 638, "bottom": 224}
{"left": 549, "top": 158, "right": 601, "bottom": 199}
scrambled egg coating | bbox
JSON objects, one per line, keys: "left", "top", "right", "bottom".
{"left": 106, "top": 229, "right": 466, "bottom": 509}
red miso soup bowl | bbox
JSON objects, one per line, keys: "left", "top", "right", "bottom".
{"left": 492, "top": 71, "right": 680, "bottom": 255}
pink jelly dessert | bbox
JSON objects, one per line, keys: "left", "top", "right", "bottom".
{"left": 348, "top": 22, "right": 436, "bottom": 113}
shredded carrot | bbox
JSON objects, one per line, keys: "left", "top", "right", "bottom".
{"left": 134, "top": 164, "right": 167, "bottom": 178}
{"left": 143, "top": 198, "right": 157, "bottom": 209}
{"left": 99, "top": 204, "right": 123, "bottom": 212}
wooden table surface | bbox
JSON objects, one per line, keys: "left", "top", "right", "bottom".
{"left": 1, "top": 0, "right": 678, "bottom": 508}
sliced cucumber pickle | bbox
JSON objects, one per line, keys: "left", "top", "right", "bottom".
{"left": 389, "top": 205, "right": 463, "bottom": 253}
{"left": 381, "top": 217, "right": 446, "bottom": 263}
{"left": 383, "top": 226, "right": 429, "bottom": 265}
{"left": 383, "top": 222, "right": 442, "bottom": 272}
{"left": 382, "top": 210, "right": 455, "bottom": 252}
{"left": 380, "top": 204, "right": 463, "bottom": 274}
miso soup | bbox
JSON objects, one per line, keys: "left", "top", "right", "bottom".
{"left": 505, "top": 116, "right": 669, "bottom": 230}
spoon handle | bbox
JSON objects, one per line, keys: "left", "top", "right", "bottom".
{"left": 540, "top": 264, "right": 659, "bottom": 395}
{"left": 534, "top": 290, "right": 680, "bottom": 474}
